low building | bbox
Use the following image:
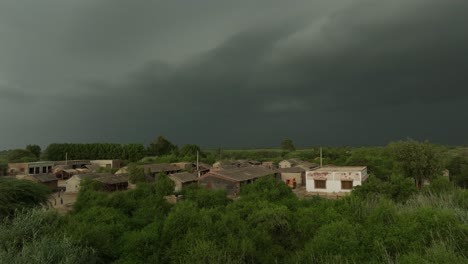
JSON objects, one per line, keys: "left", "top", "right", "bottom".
{"left": 279, "top": 159, "right": 318, "bottom": 170}
{"left": 305, "top": 166, "right": 368, "bottom": 193}
{"left": 90, "top": 160, "right": 122, "bottom": 169}
{"left": 8, "top": 161, "right": 54, "bottom": 176}
{"left": 279, "top": 159, "right": 299, "bottom": 169}
{"left": 169, "top": 172, "right": 198, "bottom": 192}
{"left": 53, "top": 165, "right": 80, "bottom": 180}
{"left": 141, "top": 163, "right": 182, "bottom": 176}
{"left": 198, "top": 166, "right": 276, "bottom": 195}
{"left": 65, "top": 173, "right": 107, "bottom": 193}
{"left": 54, "top": 160, "right": 91, "bottom": 168}
{"left": 261, "top": 161, "right": 276, "bottom": 170}
{"left": 96, "top": 174, "right": 129, "bottom": 191}
{"left": 278, "top": 167, "right": 306, "bottom": 186}
{"left": 23, "top": 174, "right": 58, "bottom": 189}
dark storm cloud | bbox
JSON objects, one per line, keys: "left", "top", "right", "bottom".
{"left": 0, "top": 0, "right": 467, "bottom": 149}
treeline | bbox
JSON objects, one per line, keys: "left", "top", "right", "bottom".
{"left": 44, "top": 143, "right": 147, "bottom": 162}
{"left": 1, "top": 176, "right": 467, "bottom": 263}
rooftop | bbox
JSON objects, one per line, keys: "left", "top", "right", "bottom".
{"left": 32, "top": 174, "right": 57, "bottom": 182}
{"left": 309, "top": 166, "right": 367, "bottom": 172}
{"left": 96, "top": 174, "right": 129, "bottom": 184}
{"left": 210, "top": 166, "right": 274, "bottom": 181}
{"left": 169, "top": 172, "right": 198, "bottom": 183}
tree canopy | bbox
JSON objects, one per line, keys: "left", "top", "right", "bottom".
{"left": 281, "top": 139, "right": 295, "bottom": 151}
{"left": 147, "top": 136, "right": 177, "bottom": 156}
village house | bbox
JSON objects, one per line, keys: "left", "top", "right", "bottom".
{"left": 90, "top": 160, "right": 122, "bottom": 169}
{"left": 22, "top": 174, "right": 58, "bottom": 189}
{"left": 278, "top": 167, "right": 306, "bottom": 187}
{"left": 141, "top": 163, "right": 182, "bottom": 177}
{"left": 96, "top": 174, "right": 129, "bottom": 191}
{"left": 198, "top": 166, "right": 276, "bottom": 195}
{"left": 305, "top": 166, "right": 369, "bottom": 193}
{"left": 168, "top": 171, "right": 198, "bottom": 192}
{"left": 8, "top": 161, "right": 54, "bottom": 176}
{"left": 65, "top": 173, "right": 109, "bottom": 193}
{"left": 279, "top": 159, "right": 318, "bottom": 170}
{"left": 261, "top": 161, "right": 276, "bottom": 170}
{"left": 211, "top": 160, "right": 251, "bottom": 171}
{"left": 54, "top": 160, "right": 91, "bottom": 168}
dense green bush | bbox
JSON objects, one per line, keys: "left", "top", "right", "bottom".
{"left": 0, "top": 179, "right": 51, "bottom": 218}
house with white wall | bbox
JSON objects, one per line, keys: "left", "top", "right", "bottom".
{"left": 305, "top": 166, "right": 368, "bottom": 193}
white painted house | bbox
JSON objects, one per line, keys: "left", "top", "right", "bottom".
{"left": 305, "top": 166, "right": 369, "bottom": 193}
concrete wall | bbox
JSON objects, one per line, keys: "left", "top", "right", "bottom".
{"left": 90, "top": 160, "right": 121, "bottom": 169}
{"left": 279, "top": 161, "right": 293, "bottom": 168}
{"left": 305, "top": 169, "right": 366, "bottom": 193}
{"left": 281, "top": 172, "right": 304, "bottom": 185}
{"left": 66, "top": 176, "right": 81, "bottom": 193}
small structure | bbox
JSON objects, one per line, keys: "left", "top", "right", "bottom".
{"left": 198, "top": 166, "right": 276, "bottom": 195}
{"left": 23, "top": 174, "right": 58, "bottom": 189}
{"left": 141, "top": 163, "right": 182, "bottom": 176}
{"left": 53, "top": 165, "right": 80, "bottom": 180}
{"left": 8, "top": 161, "right": 54, "bottom": 176}
{"left": 261, "top": 161, "right": 276, "bottom": 170}
{"left": 90, "top": 160, "right": 122, "bottom": 169}
{"left": 96, "top": 174, "right": 129, "bottom": 191}
{"left": 278, "top": 167, "right": 306, "bottom": 186}
{"left": 54, "top": 160, "right": 91, "bottom": 168}
{"left": 169, "top": 172, "right": 198, "bottom": 192}
{"left": 279, "top": 159, "right": 318, "bottom": 170}
{"left": 305, "top": 166, "right": 368, "bottom": 193}
{"left": 65, "top": 173, "right": 106, "bottom": 193}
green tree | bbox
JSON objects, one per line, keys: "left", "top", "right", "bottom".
{"left": 281, "top": 139, "right": 295, "bottom": 151}
{"left": 25, "top": 144, "right": 42, "bottom": 160}
{"left": 388, "top": 140, "right": 443, "bottom": 189}
{"left": 7, "top": 149, "right": 37, "bottom": 163}
{"left": 179, "top": 144, "right": 202, "bottom": 158}
{"left": 154, "top": 173, "right": 175, "bottom": 197}
{"left": 147, "top": 136, "right": 177, "bottom": 156}
{"left": 0, "top": 179, "right": 51, "bottom": 218}
{"left": 128, "top": 163, "right": 145, "bottom": 184}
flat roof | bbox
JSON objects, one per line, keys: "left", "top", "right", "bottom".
{"left": 308, "top": 166, "right": 367, "bottom": 172}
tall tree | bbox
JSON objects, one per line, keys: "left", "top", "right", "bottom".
{"left": 178, "top": 144, "right": 202, "bottom": 158}
{"left": 281, "top": 139, "right": 296, "bottom": 151}
{"left": 147, "top": 136, "right": 177, "bottom": 156}
{"left": 388, "top": 139, "right": 443, "bottom": 189}
{"left": 128, "top": 163, "right": 146, "bottom": 184}
{"left": 7, "top": 149, "right": 37, "bottom": 163}
{"left": 0, "top": 179, "right": 51, "bottom": 217}
{"left": 25, "top": 145, "right": 41, "bottom": 159}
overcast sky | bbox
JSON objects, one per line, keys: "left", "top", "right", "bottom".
{"left": 0, "top": 0, "right": 467, "bottom": 149}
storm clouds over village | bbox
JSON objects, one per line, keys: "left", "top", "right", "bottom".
{"left": 1, "top": 0, "right": 468, "bottom": 148}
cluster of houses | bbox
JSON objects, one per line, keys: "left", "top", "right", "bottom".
{"left": 5, "top": 158, "right": 369, "bottom": 197}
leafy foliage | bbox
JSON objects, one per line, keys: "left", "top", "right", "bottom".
{"left": 7, "top": 148, "right": 37, "bottom": 162}
{"left": 281, "top": 139, "right": 296, "bottom": 151}
{"left": 147, "top": 136, "right": 177, "bottom": 156}
{"left": 0, "top": 179, "right": 51, "bottom": 218}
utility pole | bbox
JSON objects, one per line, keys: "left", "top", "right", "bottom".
{"left": 65, "top": 152, "right": 68, "bottom": 165}
{"left": 196, "top": 151, "right": 200, "bottom": 178}
{"left": 320, "top": 147, "right": 322, "bottom": 168}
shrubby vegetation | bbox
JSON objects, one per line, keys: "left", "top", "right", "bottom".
{"left": 1, "top": 139, "right": 468, "bottom": 263}
{"left": 1, "top": 175, "right": 466, "bottom": 263}
{"left": 0, "top": 178, "right": 51, "bottom": 217}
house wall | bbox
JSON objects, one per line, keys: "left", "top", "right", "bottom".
{"left": 305, "top": 169, "right": 367, "bottom": 193}
{"left": 90, "top": 160, "right": 121, "bottom": 169}
{"left": 281, "top": 172, "right": 304, "bottom": 185}
{"left": 279, "top": 161, "right": 293, "bottom": 168}
{"left": 198, "top": 175, "right": 238, "bottom": 195}
{"left": 66, "top": 177, "right": 81, "bottom": 193}
{"left": 172, "top": 179, "right": 183, "bottom": 192}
